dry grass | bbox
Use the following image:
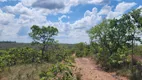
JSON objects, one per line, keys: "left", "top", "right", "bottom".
{"left": 0, "top": 63, "right": 51, "bottom": 80}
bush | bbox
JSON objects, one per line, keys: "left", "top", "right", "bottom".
{"left": 45, "top": 45, "right": 74, "bottom": 63}
{"left": 0, "top": 47, "right": 42, "bottom": 71}
{"left": 130, "top": 62, "right": 142, "bottom": 80}
{"left": 74, "top": 42, "right": 93, "bottom": 57}
{"left": 95, "top": 46, "right": 131, "bottom": 71}
{"left": 39, "top": 61, "right": 76, "bottom": 80}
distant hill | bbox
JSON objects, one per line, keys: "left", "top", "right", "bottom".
{"left": 0, "top": 42, "right": 31, "bottom": 50}
{"left": 0, "top": 42, "right": 75, "bottom": 50}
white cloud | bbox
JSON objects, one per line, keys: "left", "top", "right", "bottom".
{"left": 3, "top": 0, "right": 110, "bottom": 16}
{"left": 68, "top": 29, "right": 89, "bottom": 43}
{"left": 0, "top": 1, "right": 139, "bottom": 43}
{"left": 3, "top": 2, "right": 48, "bottom": 25}
{"left": 107, "top": 11, "right": 122, "bottom": 19}
{"left": 73, "top": 8, "right": 102, "bottom": 30}
{"left": 39, "top": 7, "right": 103, "bottom": 43}
{"left": 137, "top": 5, "right": 142, "bottom": 9}
{"left": 88, "top": 0, "right": 103, "bottom": 4}
{"left": 77, "top": 0, "right": 109, "bottom": 5}
{"left": 49, "top": 21, "right": 71, "bottom": 33}
{"left": 21, "top": 0, "right": 37, "bottom": 7}
{"left": 3, "top": 3, "right": 32, "bottom": 15}
{"left": 0, "top": 3, "right": 49, "bottom": 42}
{"left": 20, "top": 0, "right": 110, "bottom": 15}
{"left": 0, "top": 9, "right": 15, "bottom": 25}
{"left": 0, "top": 10, "right": 21, "bottom": 42}
{"left": 62, "top": 7, "right": 103, "bottom": 43}
{"left": 99, "top": 5, "right": 112, "bottom": 15}
{"left": 115, "top": 2, "right": 136, "bottom": 14}
{"left": 107, "top": 2, "right": 136, "bottom": 19}
{"left": 58, "top": 15, "right": 70, "bottom": 22}
{"left": 32, "top": 0, "right": 65, "bottom": 10}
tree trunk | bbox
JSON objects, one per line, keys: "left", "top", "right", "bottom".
{"left": 131, "top": 35, "right": 134, "bottom": 77}
{"left": 41, "top": 44, "right": 46, "bottom": 61}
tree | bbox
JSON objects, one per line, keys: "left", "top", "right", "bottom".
{"left": 29, "top": 25, "right": 58, "bottom": 59}
{"left": 121, "top": 8, "right": 142, "bottom": 77}
{"left": 88, "top": 8, "right": 142, "bottom": 72}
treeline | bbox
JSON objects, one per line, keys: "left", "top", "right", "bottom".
{"left": 0, "top": 41, "right": 16, "bottom": 43}
{"left": 0, "top": 42, "right": 74, "bottom": 50}
{"left": 0, "top": 43, "right": 32, "bottom": 50}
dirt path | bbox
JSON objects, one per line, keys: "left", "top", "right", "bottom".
{"left": 74, "top": 58, "right": 128, "bottom": 80}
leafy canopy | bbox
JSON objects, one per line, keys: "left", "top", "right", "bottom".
{"left": 29, "top": 25, "right": 58, "bottom": 44}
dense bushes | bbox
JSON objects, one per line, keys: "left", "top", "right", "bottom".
{"left": 130, "top": 62, "right": 142, "bottom": 80}
{"left": 0, "top": 43, "right": 77, "bottom": 80}
{"left": 0, "top": 47, "right": 40, "bottom": 71}
{"left": 0, "top": 44, "right": 75, "bottom": 71}
{"left": 134, "top": 45, "right": 142, "bottom": 56}
{"left": 45, "top": 44, "right": 74, "bottom": 63}
{"left": 88, "top": 8, "right": 142, "bottom": 70}
{"left": 95, "top": 46, "right": 131, "bottom": 70}
{"left": 74, "top": 42, "right": 94, "bottom": 57}
{"left": 88, "top": 8, "right": 142, "bottom": 79}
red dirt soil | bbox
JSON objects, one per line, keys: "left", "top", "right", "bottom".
{"left": 74, "top": 58, "right": 128, "bottom": 80}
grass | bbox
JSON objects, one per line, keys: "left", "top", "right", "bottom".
{"left": 0, "top": 63, "right": 51, "bottom": 80}
{"left": 116, "top": 67, "right": 131, "bottom": 77}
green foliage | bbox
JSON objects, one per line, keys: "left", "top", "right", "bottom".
{"left": 130, "top": 62, "right": 142, "bottom": 80}
{"left": 39, "top": 60, "right": 76, "bottom": 80}
{"left": 0, "top": 42, "right": 78, "bottom": 79}
{"left": 134, "top": 45, "right": 142, "bottom": 55}
{"left": 108, "top": 47, "right": 130, "bottom": 68}
{"left": 29, "top": 25, "right": 58, "bottom": 59}
{"left": 8, "top": 47, "right": 41, "bottom": 64}
{"left": 74, "top": 42, "right": 93, "bottom": 57}
{"left": 0, "top": 42, "right": 76, "bottom": 71}
{"left": 0, "top": 47, "right": 41, "bottom": 71}
{"left": 88, "top": 8, "right": 142, "bottom": 72}
{"left": 29, "top": 25, "right": 58, "bottom": 44}
{"left": 0, "top": 43, "right": 76, "bottom": 72}
{"left": 40, "top": 43, "right": 74, "bottom": 63}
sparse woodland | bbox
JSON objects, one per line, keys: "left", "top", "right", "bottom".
{"left": 0, "top": 8, "right": 142, "bottom": 80}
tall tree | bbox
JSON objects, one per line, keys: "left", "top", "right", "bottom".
{"left": 88, "top": 8, "right": 142, "bottom": 72}
{"left": 122, "top": 8, "right": 142, "bottom": 76}
{"left": 29, "top": 25, "right": 58, "bottom": 59}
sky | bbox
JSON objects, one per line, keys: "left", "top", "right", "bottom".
{"left": 0, "top": 0, "right": 141, "bottom": 44}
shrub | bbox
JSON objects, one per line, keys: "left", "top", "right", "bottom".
{"left": 39, "top": 61, "right": 76, "bottom": 80}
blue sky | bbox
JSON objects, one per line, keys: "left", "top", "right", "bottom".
{"left": 0, "top": 0, "right": 141, "bottom": 43}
